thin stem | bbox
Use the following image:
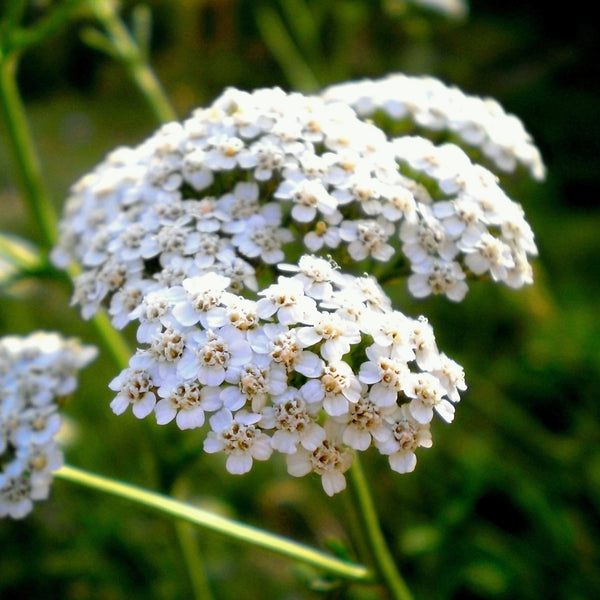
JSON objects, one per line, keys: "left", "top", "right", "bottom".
{"left": 87, "top": 0, "right": 177, "bottom": 124}
{"left": 0, "top": 48, "right": 132, "bottom": 370}
{"left": 173, "top": 520, "right": 215, "bottom": 600}
{"left": 254, "top": 4, "right": 320, "bottom": 92}
{"left": 0, "top": 52, "right": 57, "bottom": 247}
{"left": 347, "top": 456, "right": 414, "bottom": 600}
{"left": 55, "top": 464, "right": 373, "bottom": 583}
{"left": 10, "top": 0, "right": 85, "bottom": 52}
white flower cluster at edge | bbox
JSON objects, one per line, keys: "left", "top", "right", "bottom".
{"left": 108, "top": 256, "right": 466, "bottom": 496}
{"left": 0, "top": 332, "right": 97, "bottom": 518}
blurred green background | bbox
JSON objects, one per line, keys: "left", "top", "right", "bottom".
{"left": 1, "top": 1, "right": 599, "bottom": 599}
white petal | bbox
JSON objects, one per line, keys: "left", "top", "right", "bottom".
{"left": 226, "top": 452, "right": 253, "bottom": 475}
{"left": 389, "top": 451, "right": 417, "bottom": 474}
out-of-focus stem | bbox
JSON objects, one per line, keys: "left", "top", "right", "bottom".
{"left": 56, "top": 464, "right": 373, "bottom": 583}
{"left": 87, "top": 0, "right": 177, "bottom": 124}
{"left": 347, "top": 455, "right": 415, "bottom": 600}
{"left": 0, "top": 52, "right": 57, "bottom": 247}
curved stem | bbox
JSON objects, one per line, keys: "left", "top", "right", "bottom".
{"left": 172, "top": 477, "right": 216, "bottom": 600}
{"left": 0, "top": 52, "right": 57, "bottom": 248}
{"left": 87, "top": 0, "right": 177, "bottom": 124}
{"left": 55, "top": 464, "right": 373, "bottom": 583}
{"left": 0, "top": 48, "right": 131, "bottom": 370}
{"left": 10, "top": 0, "right": 84, "bottom": 52}
{"left": 347, "top": 456, "right": 414, "bottom": 600}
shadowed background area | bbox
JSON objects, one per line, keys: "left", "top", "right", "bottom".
{"left": 1, "top": 1, "right": 599, "bottom": 599}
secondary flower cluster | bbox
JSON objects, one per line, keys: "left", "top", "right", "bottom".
{"left": 109, "top": 256, "right": 466, "bottom": 495}
{"left": 323, "top": 73, "right": 546, "bottom": 181}
{"left": 51, "top": 77, "right": 540, "bottom": 332}
{"left": 0, "top": 332, "right": 97, "bottom": 518}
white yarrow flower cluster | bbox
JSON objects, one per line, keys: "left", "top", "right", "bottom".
{"left": 52, "top": 79, "right": 540, "bottom": 320}
{"left": 108, "top": 258, "right": 466, "bottom": 495}
{"left": 51, "top": 75, "right": 542, "bottom": 494}
{"left": 0, "top": 332, "right": 97, "bottom": 518}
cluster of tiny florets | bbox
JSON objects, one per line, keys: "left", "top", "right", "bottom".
{"left": 0, "top": 333, "right": 97, "bottom": 518}
{"left": 108, "top": 257, "right": 465, "bottom": 495}
{"left": 50, "top": 76, "right": 542, "bottom": 494}
{"left": 52, "top": 80, "right": 539, "bottom": 326}
{"left": 323, "top": 73, "right": 546, "bottom": 182}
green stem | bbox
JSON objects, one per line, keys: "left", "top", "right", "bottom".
{"left": 87, "top": 0, "right": 177, "bottom": 124}
{"left": 0, "top": 52, "right": 57, "bottom": 247}
{"left": 347, "top": 456, "right": 414, "bottom": 600}
{"left": 254, "top": 4, "right": 320, "bottom": 92}
{"left": 0, "top": 49, "right": 131, "bottom": 370}
{"left": 9, "top": 0, "right": 85, "bottom": 52}
{"left": 55, "top": 464, "right": 373, "bottom": 583}
{"left": 173, "top": 520, "right": 215, "bottom": 600}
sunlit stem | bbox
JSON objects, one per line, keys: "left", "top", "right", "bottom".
{"left": 0, "top": 52, "right": 57, "bottom": 248}
{"left": 55, "top": 464, "right": 373, "bottom": 583}
{"left": 0, "top": 47, "right": 131, "bottom": 371}
{"left": 87, "top": 0, "right": 177, "bottom": 124}
{"left": 347, "top": 456, "right": 414, "bottom": 600}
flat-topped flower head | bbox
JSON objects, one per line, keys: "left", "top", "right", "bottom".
{"left": 51, "top": 69, "right": 542, "bottom": 496}
{"left": 53, "top": 79, "right": 540, "bottom": 322}
{"left": 102, "top": 255, "right": 468, "bottom": 493}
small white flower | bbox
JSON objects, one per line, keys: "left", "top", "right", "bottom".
{"left": 296, "top": 312, "right": 361, "bottom": 362}
{"left": 430, "top": 353, "right": 467, "bottom": 403}
{"left": 155, "top": 381, "right": 221, "bottom": 429}
{"left": 178, "top": 327, "right": 253, "bottom": 386}
{"left": 109, "top": 366, "right": 157, "bottom": 419}
{"left": 286, "top": 422, "right": 354, "bottom": 496}
{"left": 464, "top": 232, "right": 515, "bottom": 282}
{"left": 336, "top": 394, "right": 394, "bottom": 451}
{"left": 171, "top": 272, "right": 231, "bottom": 328}
{"left": 204, "top": 409, "right": 272, "bottom": 474}
{"left": 203, "top": 135, "right": 245, "bottom": 170}
{"left": 0, "top": 467, "right": 46, "bottom": 519}
{"left": 303, "top": 220, "right": 341, "bottom": 252}
{"left": 266, "top": 327, "right": 324, "bottom": 377}
{"left": 409, "top": 317, "right": 440, "bottom": 371}
{"left": 408, "top": 258, "right": 468, "bottom": 302}
{"left": 301, "top": 361, "right": 362, "bottom": 416}
{"left": 275, "top": 177, "right": 337, "bottom": 223}
{"left": 232, "top": 214, "right": 293, "bottom": 264}
{"left": 376, "top": 405, "right": 432, "bottom": 474}
{"left": 359, "top": 346, "right": 410, "bottom": 407}
{"left": 261, "top": 388, "right": 325, "bottom": 453}
{"left": 340, "top": 218, "right": 395, "bottom": 262}
{"left": 256, "top": 277, "right": 317, "bottom": 325}
{"left": 278, "top": 255, "right": 342, "bottom": 300}
{"left": 13, "top": 405, "right": 62, "bottom": 447}
{"left": 221, "top": 357, "right": 287, "bottom": 412}
{"left": 129, "top": 288, "right": 177, "bottom": 343}
{"left": 403, "top": 372, "right": 454, "bottom": 424}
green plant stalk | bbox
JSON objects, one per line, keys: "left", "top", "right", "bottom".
{"left": 0, "top": 52, "right": 57, "bottom": 248}
{"left": 171, "top": 476, "right": 217, "bottom": 600}
{"left": 347, "top": 456, "right": 414, "bottom": 600}
{"left": 55, "top": 464, "right": 373, "bottom": 583}
{"left": 87, "top": 0, "right": 177, "bottom": 124}
{"left": 0, "top": 47, "right": 131, "bottom": 371}
{"left": 254, "top": 4, "right": 320, "bottom": 92}
{"left": 9, "top": 0, "right": 85, "bottom": 52}
{"left": 174, "top": 518, "right": 216, "bottom": 600}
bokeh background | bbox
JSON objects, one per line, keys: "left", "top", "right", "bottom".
{"left": 1, "top": 1, "right": 599, "bottom": 599}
